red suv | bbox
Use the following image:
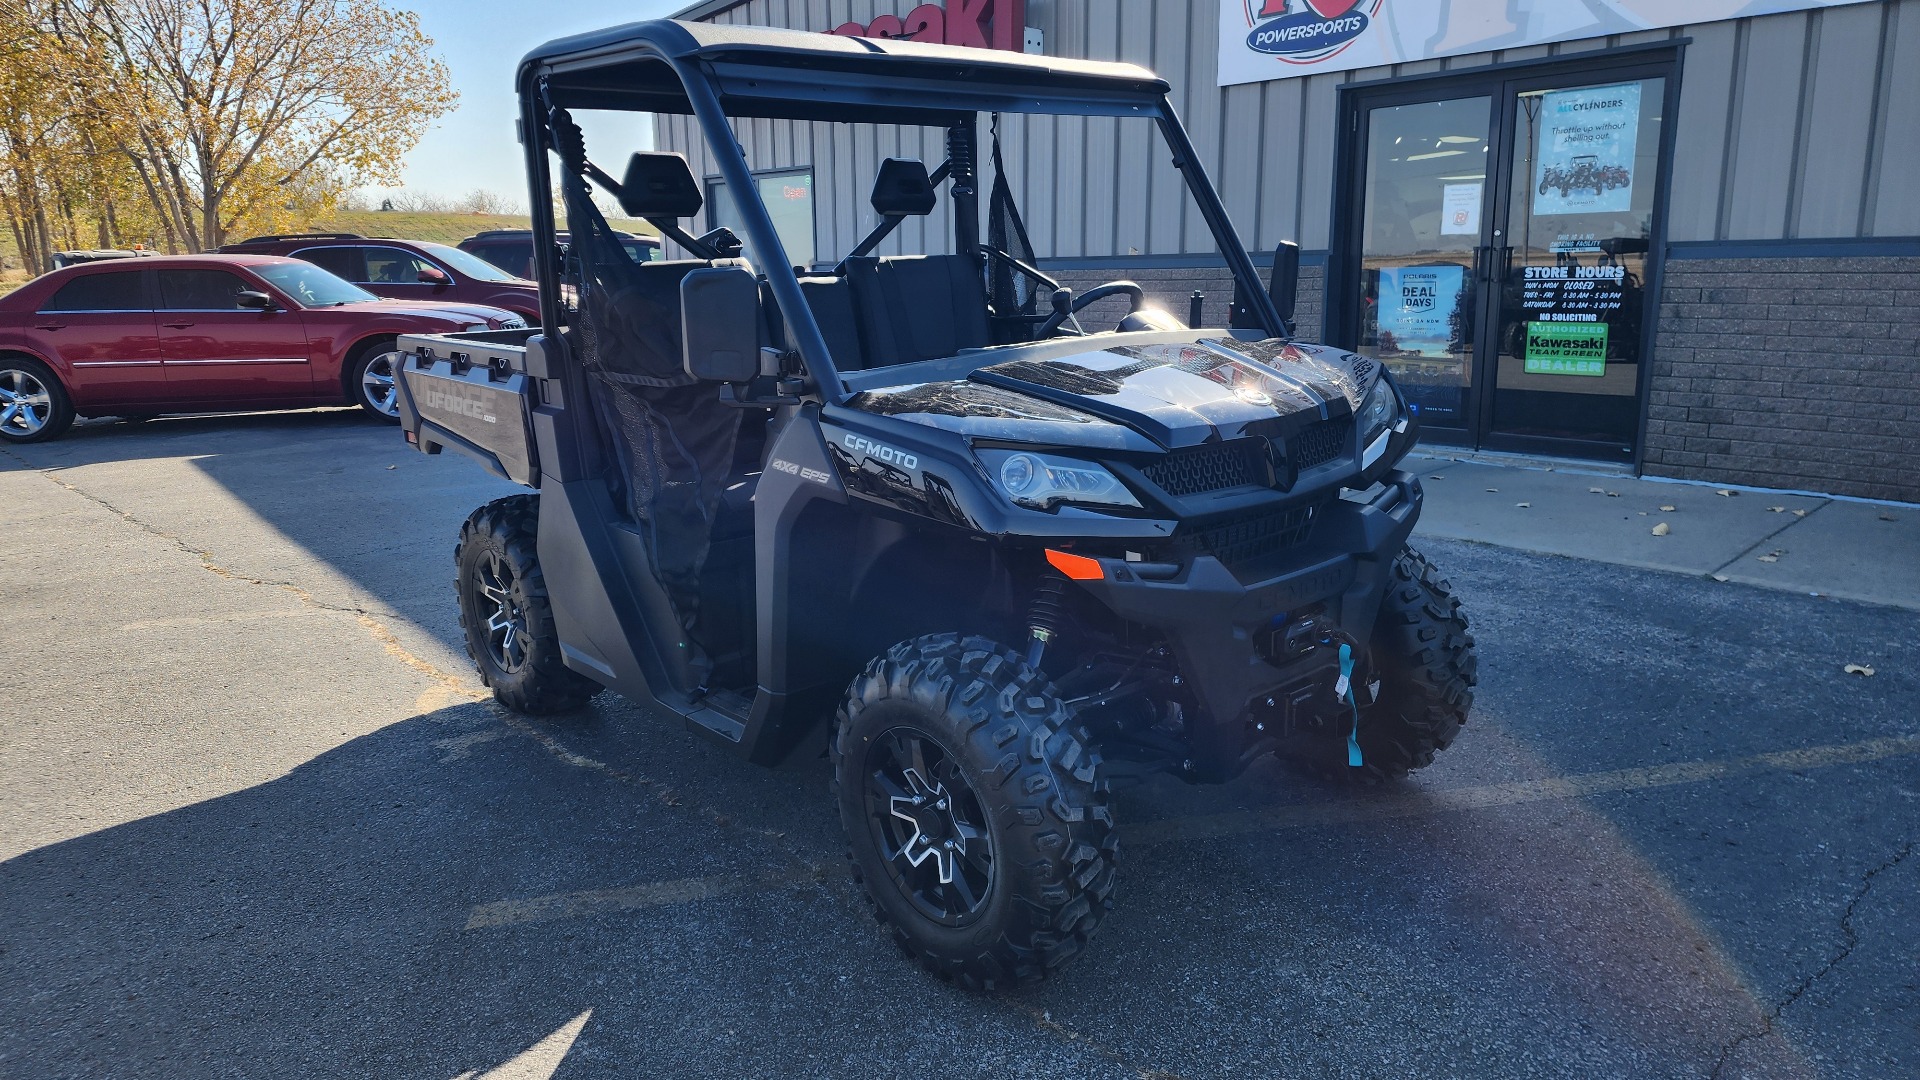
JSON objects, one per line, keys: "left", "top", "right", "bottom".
{"left": 0, "top": 254, "right": 524, "bottom": 443}
{"left": 217, "top": 233, "right": 541, "bottom": 324}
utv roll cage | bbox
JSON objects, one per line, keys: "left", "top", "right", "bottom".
{"left": 516, "top": 18, "right": 1288, "bottom": 406}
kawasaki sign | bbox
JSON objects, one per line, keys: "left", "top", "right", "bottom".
{"left": 1219, "top": 0, "right": 1879, "bottom": 86}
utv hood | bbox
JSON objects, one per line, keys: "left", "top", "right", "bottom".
{"left": 849, "top": 338, "right": 1381, "bottom": 450}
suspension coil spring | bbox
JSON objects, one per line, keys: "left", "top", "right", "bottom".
{"left": 1024, "top": 573, "right": 1068, "bottom": 669}
{"left": 945, "top": 123, "right": 976, "bottom": 187}
{"left": 549, "top": 107, "right": 588, "bottom": 175}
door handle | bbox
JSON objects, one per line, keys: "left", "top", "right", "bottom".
{"left": 1471, "top": 246, "right": 1490, "bottom": 282}
{"left": 34, "top": 323, "right": 65, "bottom": 331}
{"left": 162, "top": 321, "right": 196, "bottom": 329}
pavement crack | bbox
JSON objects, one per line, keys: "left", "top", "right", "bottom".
{"left": 23, "top": 460, "right": 486, "bottom": 703}
{"left": 1011, "top": 1005, "right": 1187, "bottom": 1080}
{"left": 1708, "top": 838, "right": 1914, "bottom": 1078}
{"left": 1708, "top": 498, "right": 1832, "bottom": 579}
{"left": 493, "top": 711, "right": 792, "bottom": 844}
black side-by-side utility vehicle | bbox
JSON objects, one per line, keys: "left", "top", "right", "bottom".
{"left": 396, "top": 19, "right": 1476, "bottom": 989}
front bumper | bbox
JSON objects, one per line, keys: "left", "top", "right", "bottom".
{"left": 1069, "top": 471, "right": 1422, "bottom": 780}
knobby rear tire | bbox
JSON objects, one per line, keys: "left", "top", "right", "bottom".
{"left": 455, "top": 494, "right": 602, "bottom": 714}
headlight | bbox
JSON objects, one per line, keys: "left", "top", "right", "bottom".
{"left": 462, "top": 322, "right": 489, "bottom": 332}
{"left": 1360, "top": 377, "right": 1397, "bottom": 442}
{"left": 1359, "top": 377, "right": 1404, "bottom": 468}
{"left": 980, "top": 450, "right": 1141, "bottom": 511}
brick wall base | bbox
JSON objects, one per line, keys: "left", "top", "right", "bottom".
{"left": 1647, "top": 256, "right": 1920, "bottom": 503}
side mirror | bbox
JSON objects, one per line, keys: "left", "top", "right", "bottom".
{"left": 680, "top": 263, "right": 761, "bottom": 383}
{"left": 417, "top": 267, "right": 451, "bottom": 286}
{"left": 1267, "top": 240, "right": 1299, "bottom": 335}
{"left": 235, "top": 289, "right": 276, "bottom": 310}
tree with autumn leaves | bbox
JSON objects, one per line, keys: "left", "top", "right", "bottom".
{"left": 1, "top": 0, "right": 455, "bottom": 273}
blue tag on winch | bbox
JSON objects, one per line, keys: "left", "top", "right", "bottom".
{"left": 1339, "top": 643, "right": 1363, "bottom": 768}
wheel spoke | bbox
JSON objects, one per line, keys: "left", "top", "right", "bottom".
{"left": 0, "top": 404, "right": 17, "bottom": 429}
{"left": 870, "top": 768, "right": 913, "bottom": 805}
{"left": 905, "top": 734, "right": 931, "bottom": 785}
{"left": 946, "top": 867, "right": 981, "bottom": 910}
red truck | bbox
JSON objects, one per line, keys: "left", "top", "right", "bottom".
{"left": 0, "top": 254, "right": 524, "bottom": 443}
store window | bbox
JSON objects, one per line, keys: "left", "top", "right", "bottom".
{"left": 1335, "top": 54, "right": 1675, "bottom": 461}
{"left": 706, "top": 168, "right": 816, "bottom": 269}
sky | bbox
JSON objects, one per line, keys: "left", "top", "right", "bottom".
{"left": 370, "top": 0, "right": 692, "bottom": 210}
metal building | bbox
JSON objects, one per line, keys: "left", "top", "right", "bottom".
{"left": 658, "top": 0, "right": 1920, "bottom": 502}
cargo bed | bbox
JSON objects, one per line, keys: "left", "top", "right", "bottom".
{"left": 395, "top": 328, "right": 541, "bottom": 488}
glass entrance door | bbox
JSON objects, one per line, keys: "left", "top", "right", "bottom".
{"left": 1353, "top": 95, "right": 1494, "bottom": 436}
{"left": 1337, "top": 57, "right": 1674, "bottom": 461}
{"left": 1489, "top": 77, "right": 1665, "bottom": 456}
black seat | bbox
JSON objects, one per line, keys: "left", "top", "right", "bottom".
{"left": 842, "top": 254, "right": 991, "bottom": 366}
{"left": 792, "top": 275, "right": 868, "bottom": 370}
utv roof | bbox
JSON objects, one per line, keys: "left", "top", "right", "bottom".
{"left": 520, "top": 19, "right": 1170, "bottom": 124}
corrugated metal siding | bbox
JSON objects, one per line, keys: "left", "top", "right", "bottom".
{"left": 659, "top": 0, "right": 1918, "bottom": 262}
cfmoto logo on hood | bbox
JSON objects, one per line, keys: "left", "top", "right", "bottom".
{"left": 843, "top": 434, "right": 918, "bottom": 471}
{"left": 1244, "top": 0, "right": 1378, "bottom": 63}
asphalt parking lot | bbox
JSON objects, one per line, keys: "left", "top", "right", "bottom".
{"left": 2, "top": 410, "right": 1916, "bottom": 1079}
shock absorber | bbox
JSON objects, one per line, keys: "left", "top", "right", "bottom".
{"left": 1025, "top": 572, "right": 1068, "bottom": 670}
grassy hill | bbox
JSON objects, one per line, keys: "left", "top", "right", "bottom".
{"left": 1, "top": 210, "right": 660, "bottom": 290}
{"left": 296, "top": 210, "right": 661, "bottom": 245}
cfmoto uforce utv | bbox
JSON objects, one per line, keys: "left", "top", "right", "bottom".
{"left": 397, "top": 20, "right": 1476, "bottom": 990}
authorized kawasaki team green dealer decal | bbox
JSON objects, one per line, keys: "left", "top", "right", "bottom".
{"left": 1525, "top": 322, "right": 1607, "bottom": 376}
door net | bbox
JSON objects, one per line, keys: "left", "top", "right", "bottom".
{"left": 559, "top": 162, "right": 739, "bottom": 653}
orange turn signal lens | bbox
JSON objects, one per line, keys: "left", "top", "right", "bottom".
{"left": 1045, "top": 549, "right": 1105, "bottom": 581}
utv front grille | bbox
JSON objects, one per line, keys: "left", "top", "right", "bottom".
{"left": 1286, "top": 416, "right": 1353, "bottom": 471}
{"left": 1142, "top": 440, "right": 1267, "bottom": 496}
{"left": 1187, "top": 504, "right": 1317, "bottom": 573}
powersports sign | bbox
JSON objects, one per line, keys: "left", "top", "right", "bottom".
{"left": 1218, "top": 0, "right": 1878, "bottom": 86}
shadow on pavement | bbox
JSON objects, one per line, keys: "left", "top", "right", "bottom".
{"left": 6, "top": 408, "right": 518, "bottom": 660}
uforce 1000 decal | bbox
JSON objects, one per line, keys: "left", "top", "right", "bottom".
{"left": 417, "top": 381, "right": 499, "bottom": 425}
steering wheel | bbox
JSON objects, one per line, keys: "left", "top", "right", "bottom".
{"left": 1038, "top": 281, "right": 1147, "bottom": 338}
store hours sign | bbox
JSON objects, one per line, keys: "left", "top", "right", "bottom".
{"left": 1219, "top": 0, "right": 1879, "bottom": 86}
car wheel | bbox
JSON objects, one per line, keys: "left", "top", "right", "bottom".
{"left": 0, "top": 356, "right": 75, "bottom": 444}
{"left": 348, "top": 339, "right": 404, "bottom": 422}
{"left": 832, "top": 633, "right": 1116, "bottom": 991}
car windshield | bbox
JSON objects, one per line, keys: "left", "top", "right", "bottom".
{"left": 251, "top": 262, "right": 377, "bottom": 306}
{"left": 421, "top": 242, "right": 528, "bottom": 283}
{"left": 617, "top": 237, "right": 659, "bottom": 263}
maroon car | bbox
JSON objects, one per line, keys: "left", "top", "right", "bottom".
{"left": 0, "top": 254, "right": 524, "bottom": 443}
{"left": 217, "top": 233, "right": 541, "bottom": 324}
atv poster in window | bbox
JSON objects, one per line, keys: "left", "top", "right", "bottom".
{"left": 1531, "top": 83, "right": 1639, "bottom": 217}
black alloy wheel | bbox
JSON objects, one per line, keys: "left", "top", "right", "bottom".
{"left": 471, "top": 548, "right": 531, "bottom": 674}
{"left": 863, "top": 726, "right": 997, "bottom": 927}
